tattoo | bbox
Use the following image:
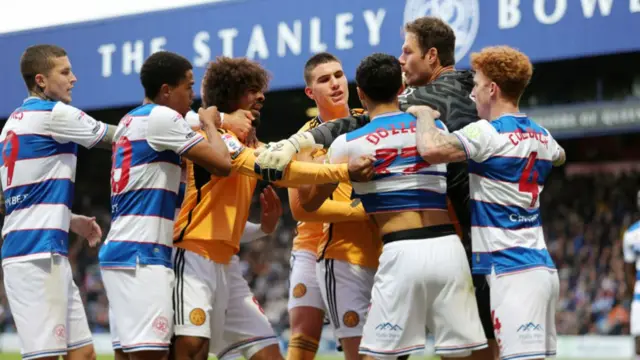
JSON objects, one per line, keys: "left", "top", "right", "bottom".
{"left": 416, "top": 112, "right": 466, "bottom": 164}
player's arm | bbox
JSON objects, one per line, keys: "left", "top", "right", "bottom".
{"left": 172, "top": 108, "right": 231, "bottom": 177}
{"left": 70, "top": 214, "right": 102, "bottom": 247}
{"left": 289, "top": 186, "right": 367, "bottom": 223}
{"left": 549, "top": 136, "right": 566, "bottom": 167}
{"left": 48, "top": 102, "right": 113, "bottom": 149}
{"left": 288, "top": 151, "right": 367, "bottom": 222}
{"left": 240, "top": 186, "right": 282, "bottom": 243}
{"left": 297, "top": 135, "right": 375, "bottom": 213}
{"left": 253, "top": 115, "right": 368, "bottom": 178}
{"left": 408, "top": 105, "right": 467, "bottom": 164}
{"left": 623, "top": 231, "right": 637, "bottom": 299}
{"left": 94, "top": 125, "right": 117, "bottom": 149}
{"left": 233, "top": 142, "right": 371, "bottom": 186}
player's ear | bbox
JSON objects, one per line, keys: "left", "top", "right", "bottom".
{"left": 489, "top": 82, "right": 499, "bottom": 99}
{"left": 304, "top": 86, "right": 314, "bottom": 101}
{"left": 34, "top": 73, "right": 46, "bottom": 89}
{"left": 159, "top": 83, "right": 171, "bottom": 100}
{"left": 426, "top": 47, "right": 439, "bottom": 66}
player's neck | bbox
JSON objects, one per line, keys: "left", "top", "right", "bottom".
{"left": 143, "top": 97, "right": 155, "bottom": 105}
{"left": 428, "top": 65, "right": 455, "bottom": 83}
{"left": 28, "top": 90, "right": 51, "bottom": 101}
{"left": 489, "top": 100, "right": 521, "bottom": 121}
{"left": 368, "top": 103, "right": 401, "bottom": 120}
{"left": 318, "top": 105, "right": 350, "bottom": 122}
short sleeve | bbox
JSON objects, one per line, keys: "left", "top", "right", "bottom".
{"left": 623, "top": 231, "right": 637, "bottom": 264}
{"left": 147, "top": 106, "right": 204, "bottom": 155}
{"left": 220, "top": 132, "right": 246, "bottom": 160}
{"left": 452, "top": 120, "right": 499, "bottom": 163}
{"left": 326, "top": 134, "right": 349, "bottom": 164}
{"left": 548, "top": 134, "right": 562, "bottom": 163}
{"left": 49, "top": 102, "right": 108, "bottom": 148}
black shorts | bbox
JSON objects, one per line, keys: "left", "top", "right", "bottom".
{"left": 473, "top": 273, "right": 495, "bottom": 339}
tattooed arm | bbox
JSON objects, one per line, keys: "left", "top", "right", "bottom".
{"left": 408, "top": 106, "right": 467, "bottom": 165}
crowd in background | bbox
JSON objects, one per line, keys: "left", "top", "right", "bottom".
{"left": 0, "top": 162, "right": 638, "bottom": 337}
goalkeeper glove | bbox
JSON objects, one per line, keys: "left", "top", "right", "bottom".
{"left": 254, "top": 133, "right": 318, "bottom": 181}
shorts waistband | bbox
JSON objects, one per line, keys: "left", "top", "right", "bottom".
{"left": 382, "top": 224, "right": 457, "bottom": 245}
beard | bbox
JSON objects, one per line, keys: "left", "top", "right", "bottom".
{"left": 251, "top": 110, "right": 261, "bottom": 128}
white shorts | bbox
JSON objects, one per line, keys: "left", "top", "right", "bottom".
{"left": 487, "top": 268, "right": 559, "bottom": 360}
{"left": 288, "top": 250, "right": 325, "bottom": 311}
{"left": 172, "top": 250, "right": 277, "bottom": 360}
{"left": 316, "top": 258, "right": 375, "bottom": 339}
{"left": 102, "top": 264, "right": 174, "bottom": 352}
{"left": 172, "top": 248, "right": 229, "bottom": 347}
{"left": 3, "top": 255, "right": 93, "bottom": 359}
{"left": 359, "top": 235, "right": 487, "bottom": 359}
{"left": 214, "top": 255, "right": 279, "bottom": 360}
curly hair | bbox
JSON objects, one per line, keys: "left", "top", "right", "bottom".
{"left": 470, "top": 46, "right": 533, "bottom": 104}
{"left": 202, "top": 57, "right": 270, "bottom": 113}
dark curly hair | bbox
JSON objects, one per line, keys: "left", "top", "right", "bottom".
{"left": 202, "top": 57, "right": 270, "bottom": 114}
{"left": 356, "top": 53, "right": 402, "bottom": 103}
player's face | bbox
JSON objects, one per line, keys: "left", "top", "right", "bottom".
{"left": 238, "top": 88, "right": 265, "bottom": 126}
{"left": 38, "top": 56, "right": 77, "bottom": 104}
{"left": 399, "top": 33, "right": 432, "bottom": 87}
{"left": 305, "top": 61, "right": 349, "bottom": 112}
{"left": 167, "top": 70, "right": 195, "bottom": 117}
{"left": 471, "top": 70, "right": 494, "bottom": 119}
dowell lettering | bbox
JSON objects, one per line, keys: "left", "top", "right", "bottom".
{"left": 365, "top": 122, "right": 416, "bottom": 145}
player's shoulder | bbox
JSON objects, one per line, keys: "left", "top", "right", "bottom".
{"left": 628, "top": 220, "right": 640, "bottom": 235}
{"left": 411, "top": 70, "right": 474, "bottom": 98}
{"left": 218, "top": 129, "right": 246, "bottom": 155}
{"left": 20, "top": 97, "right": 59, "bottom": 112}
{"left": 349, "top": 108, "right": 366, "bottom": 116}
{"left": 297, "top": 117, "right": 322, "bottom": 133}
{"left": 218, "top": 128, "right": 241, "bottom": 141}
{"left": 148, "top": 104, "right": 182, "bottom": 120}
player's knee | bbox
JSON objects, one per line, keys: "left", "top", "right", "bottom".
{"left": 289, "top": 307, "right": 324, "bottom": 339}
{"left": 129, "top": 350, "right": 170, "bottom": 360}
{"left": 172, "top": 336, "right": 209, "bottom": 360}
{"left": 339, "top": 336, "right": 363, "bottom": 360}
{"left": 114, "top": 349, "right": 128, "bottom": 360}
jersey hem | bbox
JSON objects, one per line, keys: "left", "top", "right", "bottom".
{"left": 1, "top": 251, "right": 67, "bottom": 266}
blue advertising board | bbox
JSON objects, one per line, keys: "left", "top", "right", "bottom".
{"left": 1, "top": 0, "right": 639, "bottom": 117}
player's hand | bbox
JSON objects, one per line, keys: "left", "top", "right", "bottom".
{"left": 405, "top": 105, "right": 441, "bottom": 120}
{"left": 259, "top": 186, "right": 282, "bottom": 234}
{"left": 70, "top": 214, "right": 102, "bottom": 247}
{"left": 223, "top": 109, "right": 254, "bottom": 141}
{"left": 254, "top": 140, "right": 298, "bottom": 182}
{"left": 348, "top": 155, "right": 376, "bottom": 182}
{"left": 245, "top": 127, "right": 260, "bottom": 148}
{"left": 198, "top": 106, "right": 221, "bottom": 130}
